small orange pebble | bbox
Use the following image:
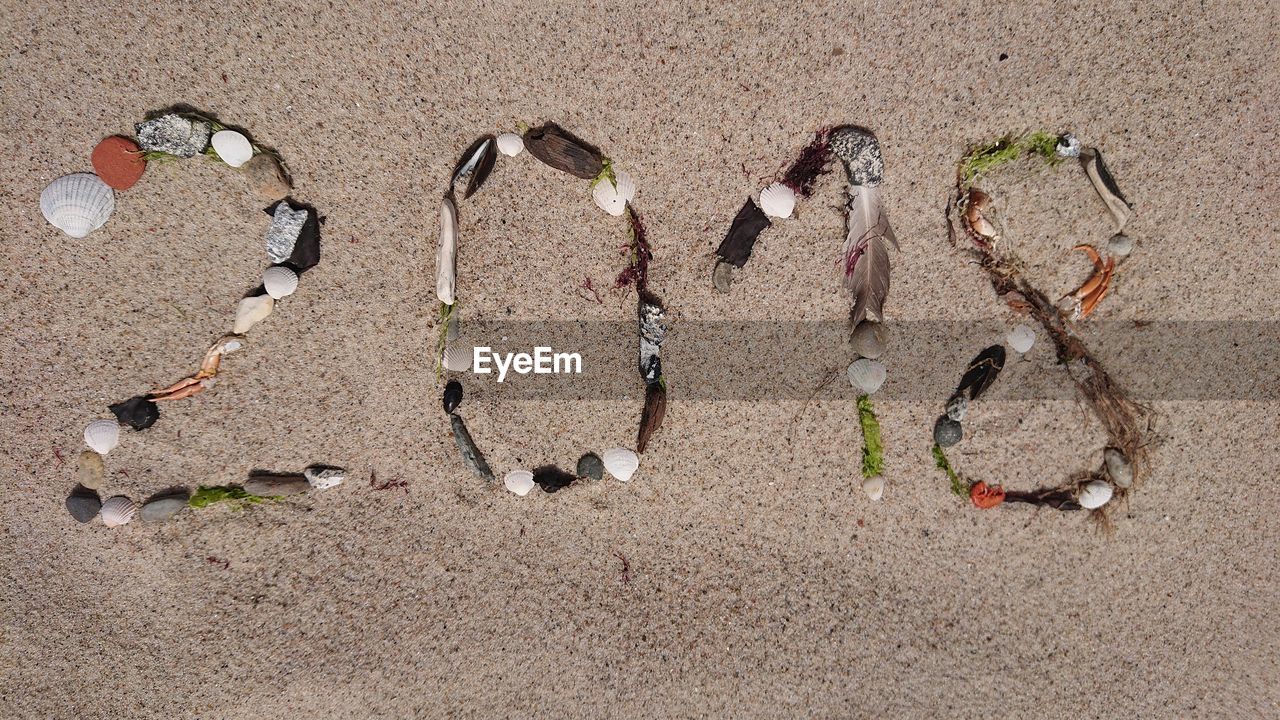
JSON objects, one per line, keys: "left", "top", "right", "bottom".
{"left": 91, "top": 135, "right": 146, "bottom": 190}
{"left": 970, "top": 481, "right": 1006, "bottom": 509}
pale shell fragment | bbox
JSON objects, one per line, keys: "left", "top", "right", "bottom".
{"left": 1104, "top": 447, "right": 1133, "bottom": 488}
{"left": 40, "top": 173, "right": 115, "bottom": 238}
{"left": 846, "top": 358, "right": 887, "bottom": 395}
{"left": 504, "top": 470, "right": 535, "bottom": 496}
{"left": 211, "top": 130, "right": 254, "bottom": 167}
{"left": 304, "top": 467, "right": 346, "bottom": 490}
{"left": 1107, "top": 233, "right": 1134, "bottom": 258}
{"left": 602, "top": 447, "right": 639, "bottom": 483}
{"left": 262, "top": 266, "right": 298, "bottom": 299}
{"left": 591, "top": 171, "right": 635, "bottom": 217}
{"left": 436, "top": 195, "right": 458, "bottom": 305}
{"left": 442, "top": 343, "right": 473, "bottom": 372}
{"left": 233, "top": 294, "right": 275, "bottom": 334}
{"left": 101, "top": 495, "right": 136, "bottom": 528}
{"left": 1007, "top": 324, "right": 1035, "bottom": 354}
{"left": 1078, "top": 480, "right": 1114, "bottom": 510}
{"left": 496, "top": 132, "right": 524, "bottom": 157}
{"left": 862, "top": 475, "right": 884, "bottom": 501}
{"left": 758, "top": 182, "right": 796, "bottom": 219}
{"left": 83, "top": 419, "right": 120, "bottom": 455}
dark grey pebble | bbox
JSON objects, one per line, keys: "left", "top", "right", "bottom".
{"left": 933, "top": 416, "right": 963, "bottom": 447}
{"left": 66, "top": 487, "right": 102, "bottom": 523}
{"left": 576, "top": 453, "right": 604, "bottom": 481}
{"left": 533, "top": 465, "right": 577, "bottom": 493}
{"left": 243, "top": 473, "right": 310, "bottom": 496}
{"left": 109, "top": 395, "right": 160, "bottom": 431}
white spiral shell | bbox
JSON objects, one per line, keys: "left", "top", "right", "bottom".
{"left": 262, "top": 266, "right": 299, "bottom": 299}
{"left": 591, "top": 171, "right": 636, "bottom": 217}
{"left": 1078, "top": 480, "right": 1114, "bottom": 510}
{"left": 83, "top": 419, "right": 120, "bottom": 455}
{"left": 759, "top": 182, "right": 796, "bottom": 219}
{"left": 41, "top": 173, "right": 115, "bottom": 238}
{"left": 101, "top": 495, "right": 136, "bottom": 527}
{"left": 846, "top": 358, "right": 887, "bottom": 395}
{"left": 602, "top": 447, "right": 639, "bottom": 482}
{"left": 211, "top": 130, "right": 254, "bottom": 167}
{"left": 504, "top": 470, "right": 535, "bottom": 496}
{"left": 496, "top": 132, "right": 524, "bottom": 157}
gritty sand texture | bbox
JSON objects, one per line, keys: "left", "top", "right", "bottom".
{"left": 2, "top": 1, "right": 1278, "bottom": 717}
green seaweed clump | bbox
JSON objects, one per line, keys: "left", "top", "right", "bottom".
{"left": 959, "top": 131, "right": 1062, "bottom": 188}
{"left": 858, "top": 394, "right": 883, "bottom": 479}
{"left": 932, "top": 444, "right": 967, "bottom": 497}
{"left": 188, "top": 485, "right": 275, "bottom": 510}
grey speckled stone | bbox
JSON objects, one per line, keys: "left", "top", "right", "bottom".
{"left": 933, "top": 416, "right": 963, "bottom": 448}
{"left": 576, "top": 453, "right": 604, "bottom": 481}
{"left": 712, "top": 261, "right": 734, "bottom": 293}
{"left": 265, "top": 203, "right": 308, "bottom": 264}
{"left": 66, "top": 488, "right": 101, "bottom": 523}
{"left": 244, "top": 473, "right": 310, "bottom": 497}
{"left": 135, "top": 114, "right": 211, "bottom": 158}
{"left": 945, "top": 394, "right": 968, "bottom": 422}
{"left": 141, "top": 496, "right": 188, "bottom": 522}
{"left": 828, "top": 126, "right": 884, "bottom": 186}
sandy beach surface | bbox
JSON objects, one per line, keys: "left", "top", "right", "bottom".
{"left": 2, "top": 1, "right": 1277, "bottom": 717}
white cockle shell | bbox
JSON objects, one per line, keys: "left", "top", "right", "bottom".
{"left": 1007, "top": 324, "right": 1035, "bottom": 354}
{"left": 504, "top": 470, "right": 535, "bottom": 496}
{"left": 41, "top": 173, "right": 115, "bottom": 238}
{"left": 211, "top": 130, "right": 254, "bottom": 167}
{"left": 862, "top": 475, "right": 884, "bottom": 501}
{"left": 101, "top": 495, "right": 136, "bottom": 528}
{"left": 436, "top": 195, "right": 458, "bottom": 305}
{"left": 262, "top": 266, "right": 298, "bottom": 299}
{"left": 84, "top": 419, "right": 121, "bottom": 455}
{"left": 847, "top": 358, "right": 887, "bottom": 395}
{"left": 592, "top": 171, "right": 635, "bottom": 217}
{"left": 759, "top": 182, "right": 796, "bottom": 219}
{"left": 1078, "top": 480, "right": 1114, "bottom": 510}
{"left": 496, "top": 132, "right": 524, "bottom": 157}
{"left": 602, "top": 447, "right": 639, "bottom": 483}
{"left": 442, "top": 343, "right": 473, "bottom": 372}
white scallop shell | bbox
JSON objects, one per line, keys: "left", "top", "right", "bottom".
{"left": 211, "top": 130, "right": 253, "bottom": 168}
{"left": 846, "top": 358, "right": 887, "bottom": 395}
{"left": 759, "top": 182, "right": 796, "bottom": 219}
{"left": 602, "top": 447, "right": 639, "bottom": 482}
{"left": 436, "top": 195, "right": 458, "bottom": 305}
{"left": 233, "top": 294, "right": 274, "bottom": 334}
{"left": 496, "top": 132, "right": 524, "bottom": 157}
{"left": 84, "top": 419, "right": 120, "bottom": 455}
{"left": 101, "top": 495, "right": 136, "bottom": 527}
{"left": 262, "top": 266, "right": 298, "bottom": 299}
{"left": 1007, "top": 324, "right": 1035, "bottom": 354}
{"left": 592, "top": 171, "right": 635, "bottom": 217}
{"left": 41, "top": 173, "right": 115, "bottom": 238}
{"left": 504, "top": 470, "right": 535, "bottom": 496}
{"left": 442, "top": 343, "right": 473, "bottom": 372}
{"left": 862, "top": 475, "right": 884, "bottom": 501}
{"left": 1078, "top": 480, "right": 1114, "bottom": 510}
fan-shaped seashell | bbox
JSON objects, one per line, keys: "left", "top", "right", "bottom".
{"left": 846, "top": 358, "right": 887, "bottom": 395}
{"left": 1007, "top": 324, "right": 1035, "bottom": 354}
{"left": 1107, "top": 233, "right": 1133, "bottom": 258}
{"left": 496, "top": 132, "right": 524, "bottom": 157}
{"left": 84, "top": 419, "right": 120, "bottom": 455}
{"left": 436, "top": 195, "right": 458, "bottom": 304}
{"left": 862, "top": 475, "right": 884, "bottom": 501}
{"left": 602, "top": 447, "right": 639, "bottom": 483}
{"left": 41, "top": 173, "right": 115, "bottom": 238}
{"left": 504, "top": 470, "right": 535, "bottom": 496}
{"left": 758, "top": 182, "right": 796, "bottom": 219}
{"left": 850, "top": 320, "right": 887, "bottom": 359}
{"left": 592, "top": 171, "right": 636, "bottom": 217}
{"left": 233, "top": 295, "right": 274, "bottom": 334}
{"left": 442, "top": 343, "right": 472, "bottom": 372}
{"left": 262, "top": 266, "right": 298, "bottom": 299}
{"left": 101, "top": 495, "right": 136, "bottom": 528}
{"left": 1104, "top": 447, "right": 1133, "bottom": 488}
{"left": 211, "top": 130, "right": 254, "bottom": 167}
{"left": 1078, "top": 479, "right": 1114, "bottom": 510}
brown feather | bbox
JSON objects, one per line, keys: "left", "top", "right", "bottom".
{"left": 522, "top": 123, "right": 604, "bottom": 179}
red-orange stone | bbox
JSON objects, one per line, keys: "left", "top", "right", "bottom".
{"left": 91, "top": 135, "right": 146, "bottom": 190}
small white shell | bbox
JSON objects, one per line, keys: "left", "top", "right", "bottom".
{"left": 442, "top": 343, "right": 473, "bottom": 372}
{"left": 1104, "top": 447, "right": 1133, "bottom": 488}
{"left": 41, "top": 173, "right": 115, "bottom": 238}
{"left": 211, "top": 130, "right": 253, "bottom": 168}
{"left": 304, "top": 467, "right": 346, "bottom": 490}
{"left": 436, "top": 196, "right": 458, "bottom": 305}
{"left": 504, "top": 470, "right": 535, "bottom": 496}
{"left": 862, "top": 475, "right": 884, "bottom": 501}
{"left": 1078, "top": 480, "right": 1114, "bottom": 510}
{"left": 233, "top": 294, "right": 274, "bottom": 334}
{"left": 262, "top": 266, "right": 298, "bottom": 299}
{"left": 602, "top": 447, "right": 639, "bottom": 482}
{"left": 496, "top": 132, "right": 524, "bottom": 157}
{"left": 101, "top": 495, "right": 136, "bottom": 527}
{"left": 846, "top": 358, "right": 887, "bottom": 395}
{"left": 1107, "top": 233, "right": 1134, "bottom": 258}
{"left": 591, "top": 171, "right": 636, "bottom": 217}
{"left": 1007, "top": 324, "right": 1035, "bottom": 353}
{"left": 759, "top": 182, "right": 796, "bottom": 219}
{"left": 84, "top": 419, "right": 120, "bottom": 455}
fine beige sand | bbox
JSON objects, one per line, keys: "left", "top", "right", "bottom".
{"left": 2, "top": 1, "right": 1278, "bottom": 717}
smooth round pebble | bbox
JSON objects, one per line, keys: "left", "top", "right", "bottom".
{"left": 1107, "top": 233, "right": 1134, "bottom": 257}
{"left": 76, "top": 450, "right": 105, "bottom": 490}
{"left": 90, "top": 135, "right": 146, "bottom": 190}
{"left": 850, "top": 320, "right": 887, "bottom": 359}
{"left": 1104, "top": 447, "right": 1133, "bottom": 488}
{"left": 576, "top": 453, "right": 604, "bottom": 481}
{"left": 244, "top": 473, "right": 310, "bottom": 496}
{"left": 141, "top": 496, "right": 188, "bottom": 522}
{"left": 240, "top": 153, "right": 291, "bottom": 200}
{"left": 933, "top": 416, "right": 963, "bottom": 447}
{"left": 712, "top": 261, "right": 734, "bottom": 293}
{"left": 66, "top": 489, "right": 102, "bottom": 523}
